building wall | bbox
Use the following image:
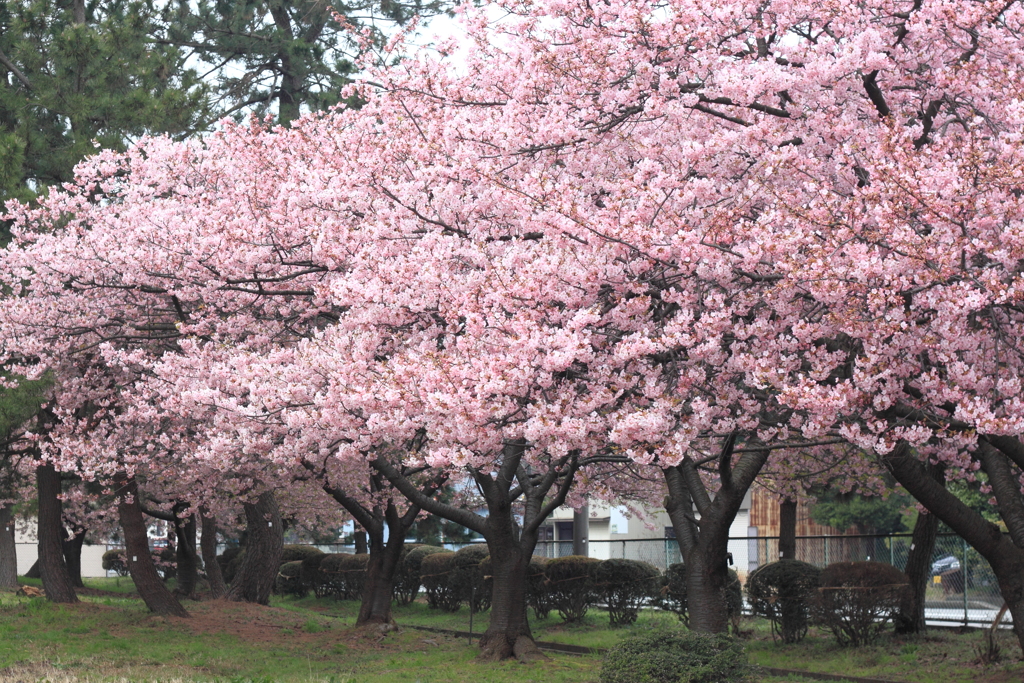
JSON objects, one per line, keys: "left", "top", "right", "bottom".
{"left": 13, "top": 520, "right": 108, "bottom": 578}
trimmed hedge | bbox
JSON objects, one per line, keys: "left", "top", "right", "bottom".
{"left": 316, "top": 553, "right": 371, "bottom": 600}
{"left": 452, "top": 545, "right": 490, "bottom": 612}
{"left": 302, "top": 553, "right": 329, "bottom": 597}
{"left": 746, "top": 560, "right": 821, "bottom": 643}
{"left": 526, "top": 556, "right": 552, "bottom": 619}
{"left": 601, "top": 628, "right": 750, "bottom": 683}
{"left": 395, "top": 545, "right": 445, "bottom": 606}
{"left": 545, "top": 555, "right": 600, "bottom": 623}
{"left": 276, "top": 560, "right": 306, "bottom": 597}
{"left": 421, "top": 551, "right": 461, "bottom": 612}
{"left": 101, "top": 549, "right": 128, "bottom": 576}
{"left": 660, "top": 563, "right": 742, "bottom": 628}
{"left": 595, "top": 559, "right": 660, "bottom": 626}
{"left": 815, "top": 561, "right": 911, "bottom": 646}
{"left": 280, "top": 544, "right": 324, "bottom": 564}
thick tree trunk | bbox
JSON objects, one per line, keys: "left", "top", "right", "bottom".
{"left": 479, "top": 534, "right": 536, "bottom": 661}
{"left": 200, "top": 510, "right": 226, "bottom": 598}
{"left": 779, "top": 498, "right": 797, "bottom": 560}
{"left": 36, "top": 464, "right": 77, "bottom": 603}
{"left": 0, "top": 503, "right": 17, "bottom": 589}
{"left": 353, "top": 528, "right": 368, "bottom": 554}
{"left": 115, "top": 473, "right": 189, "bottom": 618}
{"left": 663, "top": 436, "right": 769, "bottom": 633}
{"left": 683, "top": 513, "right": 735, "bottom": 633}
{"left": 883, "top": 443, "right": 1024, "bottom": 652}
{"left": 62, "top": 525, "right": 86, "bottom": 588}
{"left": 356, "top": 531, "right": 404, "bottom": 627}
{"left": 895, "top": 509, "right": 940, "bottom": 634}
{"left": 227, "top": 491, "right": 283, "bottom": 605}
{"left": 173, "top": 511, "right": 200, "bottom": 599}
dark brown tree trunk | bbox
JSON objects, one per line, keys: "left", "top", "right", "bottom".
{"left": 0, "top": 503, "right": 17, "bottom": 589}
{"left": 36, "top": 464, "right": 77, "bottom": 603}
{"left": 895, "top": 509, "right": 940, "bottom": 634}
{"left": 374, "top": 442, "right": 576, "bottom": 662}
{"left": 883, "top": 443, "right": 1024, "bottom": 652}
{"left": 173, "top": 509, "right": 200, "bottom": 599}
{"left": 227, "top": 491, "right": 283, "bottom": 605}
{"left": 200, "top": 510, "right": 226, "bottom": 598}
{"left": 24, "top": 559, "right": 40, "bottom": 579}
{"left": 356, "top": 529, "right": 404, "bottom": 627}
{"left": 478, "top": 504, "right": 539, "bottom": 662}
{"left": 895, "top": 463, "right": 944, "bottom": 635}
{"left": 779, "top": 497, "right": 797, "bottom": 561}
{"left": 62, "top": 525, "right": 87, "bottom": 588}
{"left": 353, "top": 528, "right": 368, "bottom": 554}
{"left": 663, "top": 435, "right": 770, "bottom": 633}
{"left": 114, "top": 473, "right": 189, "bottom": 617}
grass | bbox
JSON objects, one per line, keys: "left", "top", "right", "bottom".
{"left": 3, "top": 577, "right": 1022, "bottom": 682}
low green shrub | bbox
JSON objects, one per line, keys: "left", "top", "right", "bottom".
{"left": 660, "top": 563, "right": 742, "bottom": 629}
{"left": 315, "top": 553, "right": 370, "bottom": 599}
{"left": 421, "top": 551, "right": 461, "bottom": 612}
{"left": 601, "top": 627, "right": 750, "bottom": 683}
{"left": 276, "top": 560, "right": 306, "bottom": 597}
{"left": 219, "top": 547, "right": 245, "bottom": 585}
{"left": 101, "top": 549, "right": 128, "bottom": 577}
{"left": 815, "top": 561, "right": 911, "bottom": 646}
{"left": 527, "top": 556, "right": 551, "bottom": 619}
{"left": 746, "top": 559, "right": 821, "bottom": 643}
{"left": 452, "top": 545, "right": 490, "bottom": 612}
{"left": 545, "top": 555, "right": 600, "bottom": 623}
{"left": 280, "top": 544, "right": 324, "bottom": 564}
{"left": 301, "top": 553, "right": 328, "bottom": 597}
{"left": 394, "top": 545, "right": 445, "bottom": 606}
{"left": 595, "top": 558, "right": 660, "bottom": 626}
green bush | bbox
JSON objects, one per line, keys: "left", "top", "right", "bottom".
{"left": 280, "top": 544, "right": 324, "bottom": 564}
{"left": 815, "top": 561, "right": 911, "bottom": 646}
{"left": 601, "top": 627, "right": 750, "bottom": 683}
{"left": 276, "top": 560, "right": 306, "bottom": 597}
{"left": 336, "top": 553, "right": 371, "bottom": 600}
{"left": 316, "top": 553, "right": 370, "bottom": 599}
{"left": 660, "top": 563, "right": 742, "bottom": 628}
{"left": 394, "top": 545, "right": 445, "bottom": 606}
{"left": 545, "top": 555, "right": 600, "bottom": 623}
{"left": 101, "top": 549, "right": 128, "bottom": 577}
{"left": 746, "top": 560, "right": 821, "bottom": 643}
{"left": 219, "top": 547, "right": 245, "bottom": 585}
{"left": 421, "top": 551, "right": 461, "bottom": 612}
{"left": 452, "top": 545, "right": 490, "bottom": 612}
{"left": 527, "top": 556, "right": 551, "bottom": 619}
{"left": 301, "top": 553, "right": 329, "bottom": 597}
{"left": 595, "top": 559, "right": 660, "bottom": 626}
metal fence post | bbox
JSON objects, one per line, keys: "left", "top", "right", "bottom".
{"left": 963, "top": 536, "right": 969, "bottom": 627}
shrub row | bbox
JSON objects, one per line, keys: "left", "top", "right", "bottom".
{"left": 746, "top": 559, "right": 911, "bottom": 646}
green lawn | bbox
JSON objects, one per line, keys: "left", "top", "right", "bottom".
{"left": 1, "top": 578, "right": 1021, "bottom": 683}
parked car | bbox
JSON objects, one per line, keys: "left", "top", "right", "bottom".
{"left": 931, "top": 555, "right": 960, "bottom": 575}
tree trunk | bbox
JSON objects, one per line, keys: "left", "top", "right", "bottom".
{"left": 683, "top": 514, "right": 734, "bottom": 633}
{"left": 227, "top": 491, "right": 283, "bottom": 605}
{"left": 356, "top": 531, "right": 404, "bottom": 627}
{"left": 663, "top": 436, "right": 769, "bottom": 633}
{"left": 895, "top": 509, "right": 939, "bottom": 634}
{"left": 883, "top": 443, "right": 1024, "bottom": 652}
{"left": 353, "top": 528, "right": 368, "bottom": 554}
{"left": 779, "top": 497, "right": 797, "bottom": 561}
{"left": 200, "top": 510, "right": 226, "bottom": 598}
{"left": 24, "top": 559, "right": 40, "bottom": 579}
{"left": 62, "top": 525, "right": 86, "bottom": 588}
{"left": 479, "top": 511, "right": 544, "bottom": 663}
{"left": 0, "top": 503, "right": 17, "bottom": 589}
{"left": 36, "top": 464, "right": 77, "bottom": 603}
{"left": 115, "top": 473, "right": 190, "bottom": 618}
{"left": 173, "top": 510, "right": 200, "bottom": 599}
